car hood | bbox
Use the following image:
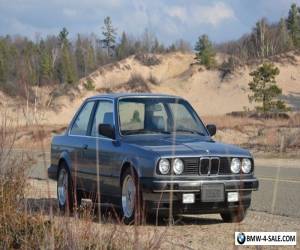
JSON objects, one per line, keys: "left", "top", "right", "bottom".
{"left": 123, "top": 134, "right": 251, "bottom": 157}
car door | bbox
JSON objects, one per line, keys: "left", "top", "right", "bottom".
{"left": 83, "top": 99, "right": 119, "bottom": 201}
{"left": 68, "top": 100, "right": 96, "bottom": 191}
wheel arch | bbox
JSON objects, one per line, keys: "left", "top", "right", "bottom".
{"left": 119, "top": 160, "right": 140, "bottom": 186}
{"left": 57, "top": 151, "right": 72, "bottom": 177}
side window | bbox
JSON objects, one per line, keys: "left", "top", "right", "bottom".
{"left": 91, "top": 100, "right": 114, "bottom": 137}
{"left": 70, "top": 101, "right": 95, "bottom": 136}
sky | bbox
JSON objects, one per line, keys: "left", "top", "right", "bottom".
{"left": 0, "top": 0, "right": 300, "bottom": 45}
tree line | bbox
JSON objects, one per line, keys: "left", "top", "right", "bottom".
{"left": 195, "top": 3, "right": 300, "bottom": 71}
{"left": 0, "top": 3, "right": 300, "bottom": 98}
{"left": 0, "top": 16, "right": 190, "bottom": 96}
{"left": 216, "top": 3, "right": 300, "bottom": 65}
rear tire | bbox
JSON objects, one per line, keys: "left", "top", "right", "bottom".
{"left": 57, "top": 163, "right": 74, "bottom": 214}
{"left": 220, "top": 207, "right": 247, "bottom": 223}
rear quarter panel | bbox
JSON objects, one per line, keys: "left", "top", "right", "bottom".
{"left": 51, "top": 134, "right": 76, "bottom": 172}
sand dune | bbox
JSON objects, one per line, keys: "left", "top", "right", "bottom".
{"left": 81, "top": 52, "right": 300, "bottom": 116}
{"left": 1, "top": 52, "right": 300, "bottom": 125}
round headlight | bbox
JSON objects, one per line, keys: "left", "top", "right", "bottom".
{"left": 231, "top": 158, "right": 241, "bottom": 174}
{"left": 158, "top": 159, "right": 170, "bottom": 174}
{"left": 241, "top": 158, "right": 252, "bottom": 173}
{"left": 173, "top": 158, "right": 184, "bottom": 175}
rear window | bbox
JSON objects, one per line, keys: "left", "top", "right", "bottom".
{"left": 70, "top": 101, "right": 95, "bottom": 136}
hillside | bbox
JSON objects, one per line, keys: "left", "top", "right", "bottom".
{"left": 80, "top": 52, "right": 300, "bottom": 114}
{"left": 1, "top": 52, "right": 300, "bottom": 125}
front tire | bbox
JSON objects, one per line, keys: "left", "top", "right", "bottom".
{"left": 121, "top": 168, "right": 145, "bottom": 225}
{"left": 220, "top": 207, "right": 247, "bottom": 223}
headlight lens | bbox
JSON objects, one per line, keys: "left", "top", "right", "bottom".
{"left": 158, "top": 159, "right": 170, "bottom": 174}
{"left": 173, "top": 158, "right": 184, "bottom": 175}
{"left": 231, "top": 158, "right": 241, "bottom": 174}
{"left": 241, "top": 158, "right": 252, "bottom": 173}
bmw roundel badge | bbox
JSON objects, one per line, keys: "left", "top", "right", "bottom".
{"left": 237, "top": 232, "right": 246, "bottom": 244}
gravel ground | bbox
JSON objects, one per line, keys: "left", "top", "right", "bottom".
{"left": 26, "top": 179, "right": 300, "bottom": 250}
{"left": 160, "top": 212, "right": 300, "bottom": 249}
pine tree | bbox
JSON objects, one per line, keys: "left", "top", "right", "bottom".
{"left": 56, "top": 28, "right": 77, "bottom": 84}
{"left": 101, "top": 16, "right": 117, "bottom": 57}
{"left": 75, "top": 34, "right": 86, "bottom": 78}
{"left": 39, "top": 41, "right": 53, "bottom": 85}
{"left": 0, "top": 40, "right": 7, "bottom": 83}
{"left": 59, "top": 27, "right": 69, "bottom": 46}
{"left": 248, "top": 63, "right": 289, "bottom": 113}
{"left": 86, "top": 44, "right": 96, "bottom": 73}
{"left": 287, "top": 3, "right": 300, "bottom": 47}
{"left": 0, "top": 54, "right": 5, "bottom": 83}
{"left": 194, "top": 35, "right": 216, "bottom": 69}
{"left": 62, "top": 45, "right": 76, "bottom": 84}
{"left": 116, "top": 32, "right": 130, "bottom": 59}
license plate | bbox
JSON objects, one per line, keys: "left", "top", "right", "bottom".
{"left": 201, "top": 184, "right": 224, "bottom": 202}
{"left": 182, "top": 193, "right": 195, "bottom": 204}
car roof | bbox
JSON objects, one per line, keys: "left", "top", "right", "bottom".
{"left": 86, "top": 93, "right": 182, "bottom": 101}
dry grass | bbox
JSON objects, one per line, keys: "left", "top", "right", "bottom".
{"left": 0, "top": 112, "right": 40, "bottom": 249}
{"left": 203, "top": 113, "right": 300, "bottom": 130}
{"left": 97, "top": 73, "right": 151, "bottom": 93}
{"left": 134, "top": 53, "right": 161, "bottom": 66}
{"left": 1, "top": 109, "right": 300, "bottom": 248}
{"left": 13, "top": 124, "right": 66, "bottom": 149}
{"left": 288, "top": 112, "right": 300, "bottom": 127}
{"left": 203, "top": 115, "right": 263, "bottom": 129}
{"left": 202, "top": 114, "right": 297, "bottom": 129}
{"left": 203, "top": 113, "right": 300, "bottom": 156}
{"left": 0, "top": 112, "right": 180, "bottom": 249}
{"left": 124, "top": 73, "right": 150, "bottom": 92}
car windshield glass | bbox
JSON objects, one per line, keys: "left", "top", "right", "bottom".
{"left": 118, "top": 97, "right": 208, "bottom": 136}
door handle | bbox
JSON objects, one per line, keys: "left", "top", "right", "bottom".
{"left": 82, "top": 144, "right": 88, "bottom": 150}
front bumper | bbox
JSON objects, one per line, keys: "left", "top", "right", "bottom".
{"left": 140, "top": 176, "right": 259, "bottom": 215}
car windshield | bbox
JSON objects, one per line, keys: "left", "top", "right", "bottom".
{"left": 118, "top": 97, "right": 208, "bottom": 136}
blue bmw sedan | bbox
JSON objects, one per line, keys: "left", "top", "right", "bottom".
{"left": 48, "top": 93, "right": 259, "bottom": 224}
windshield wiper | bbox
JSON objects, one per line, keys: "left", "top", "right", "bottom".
{"left": 173, "top": 128, "right": 206, "bottom": 136}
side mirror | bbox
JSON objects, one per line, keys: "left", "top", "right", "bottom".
{"left": 98, "top": 124, "right": 115, "bottom": 139}
{"left": 206, "top": 124, "right": 216, "bottom": 136}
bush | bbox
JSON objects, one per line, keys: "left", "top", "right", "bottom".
{"left": 219, "top": 57, "right": 239, "bottom": 80}
{"left": 0, "top": 112, "right": 40, "bottom": 249}
{"left": 124, "top": 73, "right": 150, "bottom": 92}
{"left": 0, "top": 81, "right": 36, "bottom": 102}
{"left": 83, "top": 77, "right": 95, "bottom": 91}
{"left": 194, "top": 34, "right": 217, "bottom": 70}
{"left": 134, "top": 53, "right": 161, "bottom": 66}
